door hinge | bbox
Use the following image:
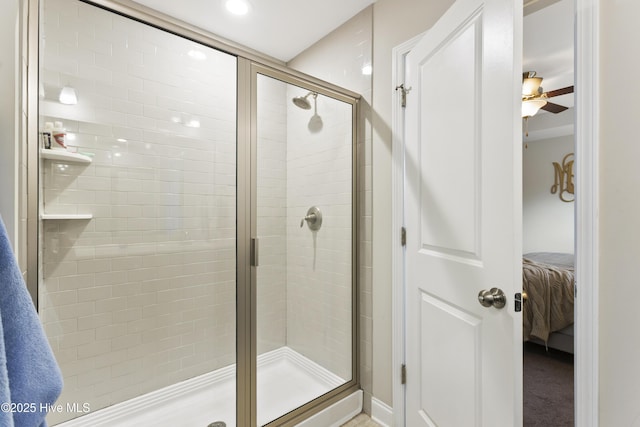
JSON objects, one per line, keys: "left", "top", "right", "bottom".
{"left": 401, "top": 364, "right": 407, "bottom": 385}
{"left": 401, "top": 227, "right": 407, "bottom": 246}
{"left": 395, "top": 84, "right": 412, "bottom": 108}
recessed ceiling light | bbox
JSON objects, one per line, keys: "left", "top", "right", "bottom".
{"left": 225, "top": 0, "right": 250, "bottom": 16}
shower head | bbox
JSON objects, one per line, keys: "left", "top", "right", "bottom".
{"left": 292, "top": 94, "right": 311, "bottom": 109}
{"left": 292, "top": 92, "right": 317, "bottom": 110}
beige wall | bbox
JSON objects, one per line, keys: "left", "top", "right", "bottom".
{"left": 523, "top": 134, "right": 575, "bottom": 253}
{"left": 599, "top": 0, "right": 640, "bottom": 424}
{"left": 371, "top": 0, "right": 455, "bottom": 407}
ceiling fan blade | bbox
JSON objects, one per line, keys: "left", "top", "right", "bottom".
{"left": 544, "top": 85, "right": 574, "bottom": 98}
{"left": 541, "top": 102, "right": 569, "bottom": 114}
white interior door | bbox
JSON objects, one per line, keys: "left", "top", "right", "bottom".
{"left": 404, "top": 0, "right": 522, "bottom": 425}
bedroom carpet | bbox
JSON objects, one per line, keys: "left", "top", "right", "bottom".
{"left": 524, "top": 341, "right": 574, "bottom": 426}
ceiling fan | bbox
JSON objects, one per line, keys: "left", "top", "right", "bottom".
{"left": 521, "top": 71, "right": 574, "bottom": 118}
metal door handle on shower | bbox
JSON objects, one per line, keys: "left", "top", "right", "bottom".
{"left": 300, "top": 206, "right": 322, "bottom": 231}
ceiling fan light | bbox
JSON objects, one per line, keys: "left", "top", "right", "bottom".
{"left": 522, "top": 77, "right": 543, "bottom": 97}
{"left": 522, "top": 98, "right": 547, "bottom": 118}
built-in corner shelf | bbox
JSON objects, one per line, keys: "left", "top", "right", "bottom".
{"left": 41, "top": 213, "right": 93, "bottom": 220}
{"left": 40, "top": 150, "right": 93, "bottom": 221}
{"left": 40, "top": 149, "right": 92, "bottom": 164}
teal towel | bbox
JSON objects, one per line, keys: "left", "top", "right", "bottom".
{"left": 0, "top": 216, "right": 63, "bottom": 427}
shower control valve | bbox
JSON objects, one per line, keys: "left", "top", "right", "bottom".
{"left": 300, "top": 206, "right": 322, "bottom": 231}
{"left": 299, "top": 214, "right": 316, "bottom": 227}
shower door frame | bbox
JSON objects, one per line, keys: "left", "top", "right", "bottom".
{"left": 245, "top": 62, "right": 360, "bottom": 426}
{"left": 25, "top": 1, "right": 360, "bottom": 426}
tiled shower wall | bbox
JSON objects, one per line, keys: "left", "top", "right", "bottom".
{"left": 256, "top": 76, "right": 288, "bottom": 354}
{"left": 288, "top": 5, "right": 373, "bottom": 409}
{"left": 40, "top": 0, "right": 357, "bottom": 424}
{"left": 284, "top": 91, "right": 353, "bottom": 380}
{"left": 256, "top": 76, "right": 354, "bottom": 380}
{"left": 39, "top": 0, "right": 237, "bottom": 423}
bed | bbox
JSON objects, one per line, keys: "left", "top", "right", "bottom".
{"left": 522, "top": 252, "right": 575, "bottom": 354}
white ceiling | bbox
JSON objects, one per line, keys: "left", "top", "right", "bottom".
{"left": 524, "top": 0, "right": 574, "bottom": 110}
{"left": 523, "top": 0, "right": 574, "bottom": 141}
{"left": 129, "top": 0, "right": 573, "bottom": 77}
{"left": 129, "top": 0, "right": 376, "bottom": 62}
{"left": 128, "top": 0, "right": 574, "bottom": 118}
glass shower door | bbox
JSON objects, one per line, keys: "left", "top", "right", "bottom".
{"left": 255, "top": 72, "right": 356, "bottom": 425}
{"left": 38, "top": 1, "right": 237, "bottom": 425}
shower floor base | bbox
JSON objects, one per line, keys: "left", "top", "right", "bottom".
{"left": 56, "top": 347, "right": 350, "bottom": 427}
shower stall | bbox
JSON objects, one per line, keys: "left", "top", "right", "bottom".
{"left": 27, "top": 1, "right": 359, "bottom": 426}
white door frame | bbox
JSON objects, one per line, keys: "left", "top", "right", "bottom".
{"left": 391, "top": 32, "right": 422, "bottom": 427}
{"left": 390, "top": 0, "right": 599, "bottom": 425}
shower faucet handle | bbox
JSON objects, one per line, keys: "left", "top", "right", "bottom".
{"left": 300, "top": 213, "right": 317, "bottom": 227}
{"left": 300, "top": 206, "right": 322, "bottom": 231}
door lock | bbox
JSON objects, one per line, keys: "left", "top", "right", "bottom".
{"left": 478, "top": 288, "right": 506, "bottom": 309}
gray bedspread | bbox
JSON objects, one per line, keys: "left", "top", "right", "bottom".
{"left": 522, "top": 253, "right": 575, "bottom": 343}
{"left": 524, "top": 252, "right": 574, "bottom": 270}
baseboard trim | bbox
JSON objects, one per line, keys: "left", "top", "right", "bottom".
{"left": 371, "top": 397, "right": 393, "bottom": 427}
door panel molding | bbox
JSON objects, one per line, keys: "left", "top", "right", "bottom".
{"left": 418, "top": 292, "right": 481, "bottom": 426}
{"left": 416, "top": 15, "right": 482, "bottom": 260}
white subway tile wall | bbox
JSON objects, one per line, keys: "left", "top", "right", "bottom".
{"left": 40, "top": 0, "right": 357, "bottom": 424}
{"left": 256, "top": 76, "right": 288, "bottom": 354}
{"left": 256, "top": 75, "right": 354, "bottom": 381}
{"left": 40, "top": 0, "right": 237, "bottom": 423}
{"left": 287, "top": 5, "right": 373, "bottom": 407}
{"left": 284, "top": 88, "right": 353, "bottom": 381}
